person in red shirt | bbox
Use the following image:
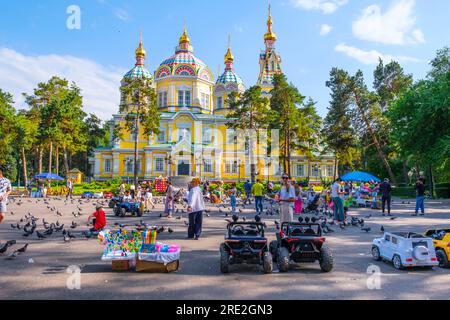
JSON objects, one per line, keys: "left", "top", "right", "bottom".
{"left": 87, "top": 205, "right": 106, "bottom": 233}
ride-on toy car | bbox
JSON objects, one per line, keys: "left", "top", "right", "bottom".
{"left": 220, "top": 215, "right": 273, "bottom": 274}
{"left": 113, "top": 201, "right": 142, "bottom": 217}
{"left": 270, "top": 216, "right": 333, "bottom": 272}
{"left": 424, "top": 229, "right": 450, "bottom": 268}
{"left": 93, "top": 192, "right": 104, "bottom": 199}
{"left": 81, "top": 191, "right": 93, "bottom": 199}
{"left": 372, "top": 232, "right": 439, "bottom": 270}
{"left": 103, "top": 191, "right": 114, "bottom": 199}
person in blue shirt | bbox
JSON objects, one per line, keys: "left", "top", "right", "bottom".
{"left": 244, "top": 180, "right": 252, "bottom": 205}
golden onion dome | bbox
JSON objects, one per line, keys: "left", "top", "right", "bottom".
{"left": 224, "top": 47, "right": 234, "bottom": 63}
{"left": 135, "top": 40, "right": 146, "bottom": 58}
{"left": 179, "top": 26, "right": 191, "bottom": 45}
{"left": 264, "top": 5, "right": 277, "bottom": 41}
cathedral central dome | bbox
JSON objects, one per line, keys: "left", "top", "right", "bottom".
{"left": 155, "top": 27, "right": 214, "bottom": 83}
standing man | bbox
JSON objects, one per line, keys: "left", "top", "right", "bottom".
{"left": 187, "top": 178, "right": 205, "bottom": 240}
{"left": 37, "top": 178, "right": 44, "bottom": 198}
{"left": 278, "top": 174, "right": 295, "bottom": 225}
{"left": 66, "top": 178, "right": 73, "bottom": 199}
{"left": 413, "top": 177, "right": 426, "bottom": 216}
{"left": 252, "top": 179, "right": 264, "bottom": 214}
{"left": 331, "top": 178, "right": 345, "bottom": 223}
{"left": 130, "top": 183, "right": 136, "bottom": 200}
{"left": 244, "top": 180, "right": 252, "bottom": 205}
{"left": 0, "top": 167, "right": 12, "bottom": 224}
{"left": 380, "top": 178, "right": 392, "bottom": 216}
{"left": 164, "top": 180, "right": 174, "bottom": 218}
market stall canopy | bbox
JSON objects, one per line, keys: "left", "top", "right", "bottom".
{"left": 341, "top": 171, "right": 381, "bottom": 183}
{"left": 34, "top": 173, "right": 65, "bottom": 181}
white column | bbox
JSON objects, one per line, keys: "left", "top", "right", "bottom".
{"left": 145, "top": 152, "right": 152, "bottom": 177}
{"left": 94, "top": 157, "right": 101, "bottom": 176}
{"left": 112, "top": 152, "right": 120, "bottom": 176}
{"left": 215, "top": 151, "right": 222, "bottom": 179}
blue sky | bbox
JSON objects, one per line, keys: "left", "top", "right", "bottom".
{"left": 0, "top": 0, "right": 449, "bottom": 120}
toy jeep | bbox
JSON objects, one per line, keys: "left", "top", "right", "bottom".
{"left": 372, "top": 232, "right": 439, "bottom": 270}
{"left": 113, "top": 201, "right": 143, "bottom": 218}
{"left": 269, "top": 217, "right": 333, "bottom": 272}
{"left": 424, "top": 229, "right": 450, "bottom": 268}
{"left": 220, "top": 216, "right": 273, "bottom": 274}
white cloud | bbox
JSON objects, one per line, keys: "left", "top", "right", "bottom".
{"left": 114, "top": 8, "right": 130, "bottom": 21}
{"left": 353, "top": 0, "right": 425, "bottom": 45}
{"left": 334, "top": 43, "right": 420, "bottom": 64}
{"left": 290, "top": 0, "right": 348, "bottom": 14}
{"left": 320, "top": 24, "right": 332, "bottom": 36}
{"left": 0, "top": 48, "right": 125, "bottom": 120}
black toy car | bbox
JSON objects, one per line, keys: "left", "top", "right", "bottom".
{"left": 220, "top": 216, "right": 273, "bottom": 274}
{"left": 113, "top": 200, "right": 143, "bottom": 218}
{"left": 270, "top": 216, "right": 333, "bottom": 272}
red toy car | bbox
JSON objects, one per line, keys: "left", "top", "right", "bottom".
{"left": 103, "top": 191, "right": 114, "bottom": 199}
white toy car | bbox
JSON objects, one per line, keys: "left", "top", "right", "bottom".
{"left": 93, "top": 192, "right": 104, "bottom": 199}
{"left": 372, "top": 232, "right": 439, "bottom": 270}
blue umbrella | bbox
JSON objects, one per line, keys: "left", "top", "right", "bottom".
{"left": 34, "top": 173, "right": 65, "bottom": 181}
{"left": 341, "top": 171, "right": 381, "bottom": 183}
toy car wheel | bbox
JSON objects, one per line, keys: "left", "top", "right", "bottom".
{"left": 392, "top": 255, "right": 404, "bottom": 270}
{"left": 113, "top": 206, "right": 120, "bottom": 217}
{"left": 319, "top": 244, "right": 334, "bottom": 272}
{"left": 277, "top": 247, "right": 290, "bottom": 272}
{"left": 269, "top": 241, "right": 278, "bottom": 261}
{"left": 220, "top": 243, "right": 230, "bottom": 274}
{"left": 436, "top": 249, "right": 449, "bottom": 268}
{"left": 262, "top": 252, "right": 273, "bottom": 274}
{"left": 136, "top": 208, "right": 143, "bottom": 217}
{"left": 372, "top": 246, "right": 382, "bottom": 261}
{"left": 120, "top": 208, "right": 126, "bottom": 218}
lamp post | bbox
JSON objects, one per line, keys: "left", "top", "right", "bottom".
{"left": 234, "top": 159, "right": 242, "bottom": 183}
{"left": 123, "top": 158, "right": 132, "bottom": 185}
{"left": 165, "top": 155, "right": 172, "bottom": 178}
{"left": 266, "top": 156, "right": 272, "bottom": 183}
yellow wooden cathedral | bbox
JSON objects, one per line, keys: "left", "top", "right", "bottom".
{"left": 92, "top": 6, "right": 335, "bottom": 182}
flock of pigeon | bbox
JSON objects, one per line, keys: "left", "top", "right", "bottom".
{"left": 1, "top": 194, "right": 399, "bottom": 261}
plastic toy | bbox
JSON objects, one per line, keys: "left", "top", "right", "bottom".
{"left": 220, "top": 216, "right": 273, "bottom": 274}
{"left": 113, "top": 200, "right": 143, "bottom": 218}
{"left": 424, "top": 229, "right": 450, "bottom": 268}
{"left": 103, "top": 191, "right": 114, "bottom": 199}
{"left": 81, "top": 191, "right": 93, "bottom": 199}
{"left": 270, "top": 216, "right": 333, "bottom": 272}
{"left": 372, "top": 232, "right": 439, "bottom": 270}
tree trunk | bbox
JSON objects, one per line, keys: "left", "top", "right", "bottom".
{"left": 429, "top": 165, "right": 435, "bottom": 198}
{"left": 334, "top": 156, "right": 338, "bottom": 180}
{"left": 134, "top": 116, "right": 139, "bottom": 190}
{"left": 38, "top": 147, "right": 43, "bottom": 174}
{"left": 287, "top": 125, "right": 291, "bottom": 178}
{"left": 55, "top": 146, "right": 59, "bottom": 176}
{"left": 354, "top": 94, "right": 396, "bottom": 184}
{"left": 63, "top": 148, "right": 70, "bottom": 175}
{"left": 249, "top": 112, "right": 255, "bottom": 184}
{"left": 48, "top": 141, "right": 53, "bottom": 173}
{"left": 22, "top": 148, "right": 28, "bottom": 187}
{"left": 402, "top": 160, "right": 408, "bottom": 184}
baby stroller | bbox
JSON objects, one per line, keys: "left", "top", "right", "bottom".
{"left": 302, "top": 193, "right": 321, "bottom": 214}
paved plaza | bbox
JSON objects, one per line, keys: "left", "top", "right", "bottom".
{"left": 0, "top": 196, "right": 449, "bottom": 300}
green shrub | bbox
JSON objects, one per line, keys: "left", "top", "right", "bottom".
{"left": 391, "top": 187, "right": 416, "bottom": 198}
{"left": 435, "top": 187, "right": 450, "bottom": 199}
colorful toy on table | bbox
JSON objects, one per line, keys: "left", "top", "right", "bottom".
{"left": 99, "top": 229, "right": 142, "bottom": 258}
